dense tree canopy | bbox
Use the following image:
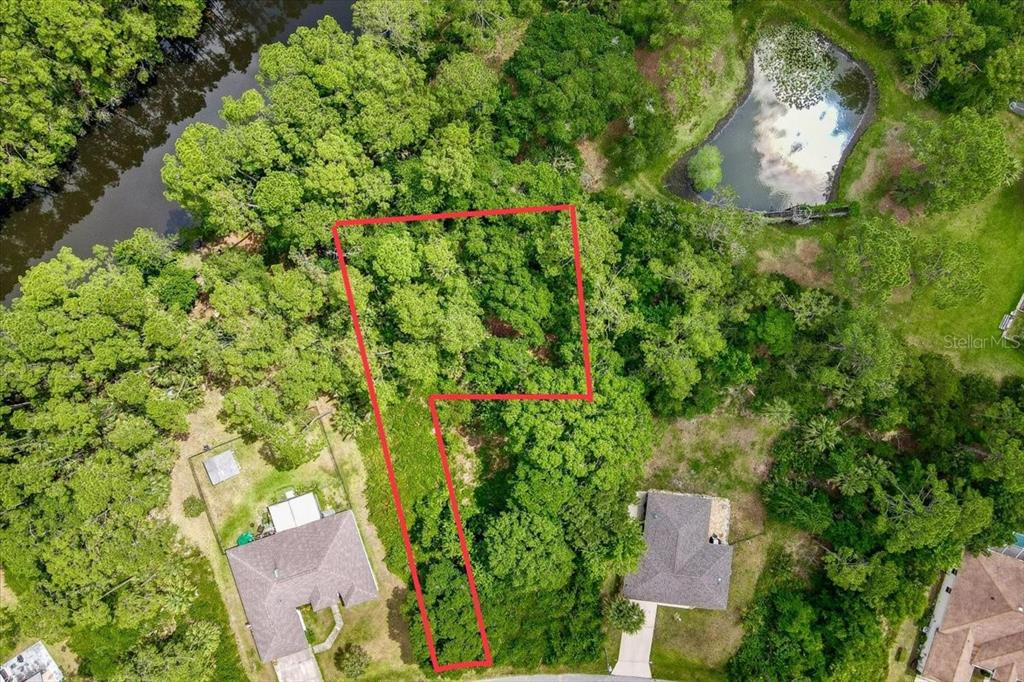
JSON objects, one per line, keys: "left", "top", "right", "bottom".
{"left": 3, "top": 4, "right": 1023, "bottom": 680}
{"left": 0, "top": 240, "right": 240, "bottom": 680}
{"left": 849, "top": 0, "right": 1024, "bottom": 110}
{"left": 904, "top": 107, "right": 1022, "bottom": 213}
{"left": 0, "top": 0, "right": 205, "bottom": 198}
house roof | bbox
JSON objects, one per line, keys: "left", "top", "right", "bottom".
{"left": 227, "top": 511, "right": 378, "bottom": 662}
{"left": 923, "top": 552, "right": 1024, "bottom": 682}
{"left": 623, "top": 491, "right": 733, "bottom": 610}
{"left": 203, "top": 450, "right": 240, "bottom": 485}
{"left": 268, "top": 492, "right": 321, "bottom": 532}
{"left": 0, "top": 641, "right": 63, "bottom": 682}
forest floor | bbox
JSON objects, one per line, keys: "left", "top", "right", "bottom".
{"left": 639, "top": 408, "right": 812, "bottom": 681}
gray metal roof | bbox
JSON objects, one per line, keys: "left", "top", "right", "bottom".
{"left": 227, "top": 511, "right": 378, "bottom": 662}
{"left": 623, "top": 492, "right": 733, "bottom": 610}
{"left": 203, "top": 450, "right": 240, "bottom": 485}
{"left": 0, "top": 641, "right": 63, "bottom": 682}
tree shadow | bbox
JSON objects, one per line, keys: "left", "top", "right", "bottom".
{"left": 387, "top": 586, "right": 416, "bottom": 664}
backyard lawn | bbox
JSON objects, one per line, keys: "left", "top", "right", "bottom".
{"left": 168, "top": 392, "right": 419, "bottom": 681}
{"left": 640, "top": 409, "right": 811, "bottom": 681}
{"left": 188, "top": 408, "right": 348, "bottom": 550}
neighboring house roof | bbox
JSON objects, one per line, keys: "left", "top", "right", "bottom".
{"left": 0, "top": 641, "right": 63, "bottom": 682}
{"left": 203, "top": 450, "right": 240, "bottom": 485}
{"left": 268, "top": 492, "right": 321, "bottom": 532}
{"left": 227, "top": 511, "right": 378, "bottom": 662}
{"left": 922, "top": 552, "right": 1024, "bottom": 682}
{"left": 623, "top": 491, "right": 733, "bottom": 610}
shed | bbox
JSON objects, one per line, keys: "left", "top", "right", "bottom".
{"left": 268, "top": 491, "right": 321, "bottom": 532}
{"left": 203, "top": 450, "right": 240, "bottom": 485}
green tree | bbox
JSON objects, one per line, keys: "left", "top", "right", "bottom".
{"left": 0, "top": 0, "right": 204, "bottom": 198}
{"left": 183, "top": 495, "right": 206, "bottom": 518}
{"left": 605, "top": 596, "right": 645, "bottom": 633}
{"left": 851, "top": 0, "right": 1024, "bottom": 110}
{"left": 688, "top": 145, "right": 723, "bottom": 192}
{"left": 913, "top": 233, "right": 985, "bottom": 308}
{"left": 831, "top": 216, "right": 912, "bottom": 300}
{"left": 906, "top": 108, "right": 1022, "bottom": 212}
{"left": 334, "top": 643, "right": 370, "bottom": 678}
{"left": 615, "top": 0, "right": 732, "bottom": 117}
{"left": 502, "top": 12, "right": 656, "bottom": 148}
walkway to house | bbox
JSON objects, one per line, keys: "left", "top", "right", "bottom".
{"left": 311, "top": 604, "right": 343, "bottom": 654}
{"left": 610, "top": 600, "right": 658, "bottom": 678}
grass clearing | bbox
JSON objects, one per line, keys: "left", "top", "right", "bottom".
{"left": 889, "top": 182, "right": 1024, "bottom": 378}
{"left": 885, "top": 615, "right": 918, "bottom": 682}
{"left": 644, "top": 408, "right": 809, "bottom": 680}
{"left": 167, "top": 392, "right": 414, "bottom": 681}
{"left": 187, "top": 409, "right": 348, "bottom": 550}
{"left": 299, "top": 605, "right": 336, "bottom": 645}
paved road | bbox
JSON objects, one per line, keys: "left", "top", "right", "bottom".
{"left": 481, "top": 671, "right": 671, "bottom": 675}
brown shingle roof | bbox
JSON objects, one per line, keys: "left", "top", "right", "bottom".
{"left": 623, "top": 492, "right": 732, "bottom": 609}
{"left": 923, "top": 552, "right": 1024, "bottom": 682}
{"left": 227, "top": 511, "right": 378, "bottom": 662}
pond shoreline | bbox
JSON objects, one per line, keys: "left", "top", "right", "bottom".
{"left": 0, "top": 7, "right": 220, "bottom": 222}
{"left": 664, "top": 29, "right": 878, "bottom": 213}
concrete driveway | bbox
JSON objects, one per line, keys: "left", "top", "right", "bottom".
{"left": 273, "top": 647, "right": 322, "bottom": 682}
{"left": 610, "top": 600, "right": 658, "bottom": 678}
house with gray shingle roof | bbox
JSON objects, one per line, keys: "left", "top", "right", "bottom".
{"left": 623, "top": 491, "right": 733, "bottom": 610}
{"left": 226, "top": 510, "right": 378, "bottom": 663}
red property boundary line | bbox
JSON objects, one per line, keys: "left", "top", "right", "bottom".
{"left": 330, "top": 205, "right": 594, "bottom": 673}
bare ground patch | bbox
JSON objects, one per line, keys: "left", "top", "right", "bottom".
{"left": 164, "top": 391, "right": 272, "bottom": 681}
{"left": 577, "top": 139, "right": 609, "bottom": 192}
{"left": 757, "top": 238, "right": 832, "bottom": 289}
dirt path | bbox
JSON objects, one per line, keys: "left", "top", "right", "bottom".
{"left": 164, "top": 391, "right": 273, "bottom": 681}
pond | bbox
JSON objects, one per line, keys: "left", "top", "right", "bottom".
{"left": 0, "top": 0, "right": 353, "bottom": 303}
{"left": 667, "top": 25, "right": 874, "bottom": 212}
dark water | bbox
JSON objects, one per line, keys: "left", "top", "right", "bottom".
{"left": 0, "top": 0, "right": 353, "bottom": 303}
{"left": 668, "top": 28, "right": 872, "bottom": 211}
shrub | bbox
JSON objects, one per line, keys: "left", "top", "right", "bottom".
{"left": 605, "top": 596, "right": 645, "bottom": 633}
{"left": 183, "top": 495, "right": 206, "bottom": 518}
{"left": 688, "top": 145, "right": 723, "bottom": 192}
{"left": 0, "top": 607, "right": 18, "bottom": 652}
{"left": 334, "top": 644, "right": 370, "bottom": 678}
{"left": 152, "top": 263, "right": 199, "bottom": 310}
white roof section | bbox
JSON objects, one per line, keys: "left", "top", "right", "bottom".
{"left": 268, "top": 492, "right": 321, "bottom": 532}
{"left": 1, "top": 641, "right": 63, "bottom": 682}
{"left": 203, "top": 450, "right": 240, "bottom": 485}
